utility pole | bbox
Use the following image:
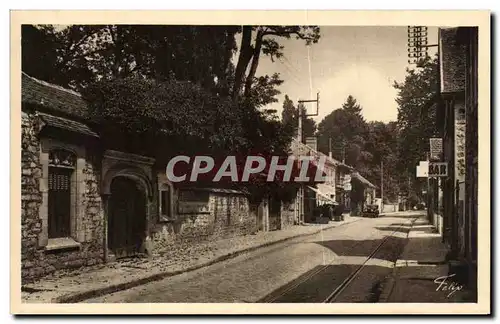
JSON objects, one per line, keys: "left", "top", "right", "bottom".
{"left": 297, "top": 93, "right": 320, "bottom": 225}
{"left": 427, "top": 151, "right": 432, "bottom": 222}
{"left": 407, "top": 175, "right": 411, "bottom": 210}
{"left": 381, "top": 160, "right": 384, "bottom": 212}
{"left": 407, "top": 26, "right": 439, "bottom": 66}
{"left": 341, "top": 138, "right": 346, "bottom": 164}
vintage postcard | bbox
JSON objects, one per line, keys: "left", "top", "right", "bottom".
{"left": 10, "top": 10, "right": 490, "bottom": 315}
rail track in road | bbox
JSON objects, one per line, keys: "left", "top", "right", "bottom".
{"left": 259, "top": 216, "right": 420, "bottom": 303}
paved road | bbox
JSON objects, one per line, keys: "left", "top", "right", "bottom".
{"left": 84, "top": 212, "right": 423, "bottom": 303}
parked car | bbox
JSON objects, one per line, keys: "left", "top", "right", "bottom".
{"left": 363, "top": 204, "right": 380, "bottom": 218}
{"left": 332, "top": 204, "right": 345, "bottom": 221}
{"left": 314, "top": 203, "right": 344, "bottom": 221}
{"left": 416, "top": 202, "right": 426, "bottom": 210}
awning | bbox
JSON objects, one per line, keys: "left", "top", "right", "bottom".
{"left": 307, "top": 186, "right": 338, "bottom": 205}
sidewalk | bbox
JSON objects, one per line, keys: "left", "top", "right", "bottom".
{"left": 379, "top": 217, "right": 474, "bottom": 303}
{"left": 379, "top": 210, "right": 425, "bottom": 217}
{"left": 22, "top": 216, "right": 361, "bottom": 303}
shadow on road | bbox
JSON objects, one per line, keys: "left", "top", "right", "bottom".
{"left": 259, "top": 234, "right": 409, "bottom": 303}
{"left": 312, "top": 237, "right": 406, "bottom": 261}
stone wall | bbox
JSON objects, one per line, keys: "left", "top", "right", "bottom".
{"left": 150, "top": 191, "right": 257, "bottom": 256}
{"left": 21, "top": 112, "right": 104, "bottom": 284}
{"left": 21, "top": 112, "right": 44, "bottom": 282}
{"left": 281, "top": 199, "right": 296, "bottom": 228}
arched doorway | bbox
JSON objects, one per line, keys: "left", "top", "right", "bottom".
{"left": 108, "top": 176, "right": 147, "bottom": 259}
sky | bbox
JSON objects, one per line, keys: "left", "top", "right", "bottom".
{"left": 253, "top": 26, "right": 438, "bottom": 123}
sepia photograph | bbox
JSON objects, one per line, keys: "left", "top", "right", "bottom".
{"left": 10, "top": 10, "right": 490, "bottom": 315}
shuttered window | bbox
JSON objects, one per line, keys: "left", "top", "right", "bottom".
{"left": 47, "top": 149, "right": 75, "bottom": 238}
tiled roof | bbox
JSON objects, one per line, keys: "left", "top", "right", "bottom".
{"left": 21, "top": 72, "right": 89, "bottom": 119}
{"left": 291, "top": 138, "right": 353, "bottom": 170}
{"left": 21, "top": 73, "right": 100, "bottom": 137}
{"left": 38, "top": 112, "right": 99, "bottom": 138}
{"left": 439, "top": 28, "right": 467, "bottom": 94}
{"left": 352, "top": 171, "right": 376, "bottom": 189}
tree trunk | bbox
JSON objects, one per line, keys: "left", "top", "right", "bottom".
{"left": 218, "top": 29, "right": 237, "bottom": 96}
{"left": 232, "top": 26, "right": 254, "bottom": 101}
{"left": 243, "top": 30, "right": 264, "bottom": 98}
{"left": 108, "top": 25, "right": 122, "bottom": 78}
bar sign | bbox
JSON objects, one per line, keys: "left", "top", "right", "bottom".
{"left": 428, "top": 162, "right": 448, "bottom": 177}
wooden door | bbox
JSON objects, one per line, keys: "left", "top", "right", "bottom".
{"left": 108, "top": 177, "right": 146, "bottom": 258}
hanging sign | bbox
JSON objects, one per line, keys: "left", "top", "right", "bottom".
{"left": 430, "top": 138, "right": 443, "bottom": 160}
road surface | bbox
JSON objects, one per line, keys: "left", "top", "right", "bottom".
{"left": 83, "top": 212, "right": 422, "bottom": 303}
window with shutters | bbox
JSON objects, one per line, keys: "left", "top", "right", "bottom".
{"left": 48, "top": 149, "right": 76, "bottom": 238}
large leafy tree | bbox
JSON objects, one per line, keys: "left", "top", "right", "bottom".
{"left": 22, "top": 25, "right": 240, "bottom": 93}
{"left": 393, "top": 56, "right": 439, "bottom": 197}
{"left": 316, "top": 95, "right": 401, "bottom": 203}
{"left": 22, "top": 24, "right": 320, "bottom": 101}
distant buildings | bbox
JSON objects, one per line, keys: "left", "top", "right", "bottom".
{"left": 290, "top": 138, "right": 377, "bottom": 220}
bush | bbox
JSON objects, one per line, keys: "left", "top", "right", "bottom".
{"left": 82, "top": 76, "right": 247, "bottom": 156}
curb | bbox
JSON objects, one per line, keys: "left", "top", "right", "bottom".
{"left": 377, "top": 216, "right": 421, "bottom": 303}
{"left": 377, "top": 275, "right": 396, "bottom": 303}
{"left": 53, "top": 218, "right": 361, "bottom": 303}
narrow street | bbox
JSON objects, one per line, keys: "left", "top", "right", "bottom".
{"left": 83, "top": 212, "right": 422, "bottom": 303}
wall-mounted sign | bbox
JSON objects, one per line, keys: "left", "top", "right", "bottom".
{"left": 416, "top": 161, "right": 429, "bottom": 178}
{"left": 428, "top": 162, "right": 448, "bottom": 177}
{"left": 178, "top": 189, "right": 210, "bottom": 214}
{"left": 430, "top": 138, "right": 443, "bottom": 160}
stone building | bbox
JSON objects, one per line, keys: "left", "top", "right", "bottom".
{"left": 20, "top": 72, "right": 272, "bottom": 283}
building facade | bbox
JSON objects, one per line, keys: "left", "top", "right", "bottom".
{"left": 290, "top": 138, "right": 376, "bottom": 218}
{"left": 437, "top": 27, "right": 478, "bottom": 292}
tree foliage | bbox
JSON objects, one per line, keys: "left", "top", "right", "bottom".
{"left": 281, "top": 95, "right": 317, "bottom": 140}
{"left": 316, "top": 95, "right": 400, "bottom": 202}
{"left": 393, "top": 56, "right": 439, "bottom": 197}
{"left": 82, "top": 77, "right": 246, "bottom": 159}
{"left": 22, "top": 24, "right": 320, "bottom": 103}
{"left": 22, "top": 24, "right": 240, "bottom": 93}
{"left": 317, "top": 96, "right": 368, "bottom": 167}
{"left": 23, "top": 24, "right": 322, "bottom": 203}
